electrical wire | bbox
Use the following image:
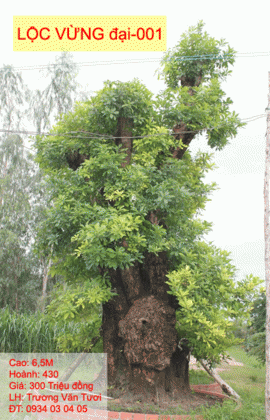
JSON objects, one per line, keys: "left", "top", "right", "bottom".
{"left": 0, "top": 58, "right": 163, "bottom": 73}
{"left": 0, "top": 51, "right": 269, "bottom": 73}
{"left": 0, "top": 114, "right": 266, "bottom": 147}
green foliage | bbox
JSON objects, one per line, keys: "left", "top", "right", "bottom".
{"left": 87, "top": 79, "right": 155, "bottom": 137}
{"left": 157, "top": 20, "right": 235, "bottom": 89}
{"left": 45, "top": 280, "right": 112, "bottom": 352}
{"left": 34, "top": 23, "right": 260, "bottom": 362}
{"left": 248, "top": 292, "right": 266, "bottom": 334}
{"left": 155, "top": 21, "right": 245, "bottom": 151}
{"left": 232, "top": 318, "right": 248, "bottom": 340}
{"left": 156, "top": 78, "right": 243, "bottom": 150}
{"left": 166, "top": 244, "right": 263, "bottom": 363}
{"left": 34, "top": 79, "right": 155, "bottom": 172}
{"left": 35, "top": 132, "right": 215, "bottom": 279}
{"left": 245, "top": 332, "right": 265, "bottom": 365}
{"left": 245, "top": 292, "right": 266, "bottom": 364}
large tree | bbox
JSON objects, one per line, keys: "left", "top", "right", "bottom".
{"left": 35, "top": 22, "right": 261, "bottom": 402}
{"left": 29, "top": 51, "right": 91, "bottom": 135}
{"left": 0, "top": 134, "right": 45, "bottom": 312}
{"left": 0, "top": 64, "right": 43, "bottom": 312}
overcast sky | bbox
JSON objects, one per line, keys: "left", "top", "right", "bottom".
{"left": 1, "top": 0, "right": 269, "bottom": 283}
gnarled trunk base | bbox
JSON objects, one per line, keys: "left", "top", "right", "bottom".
{"left": 102, "top": 255, "right": 191, "bottom": 403}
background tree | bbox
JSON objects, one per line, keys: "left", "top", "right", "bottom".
{"left": 0, "top": 54, "right": 84, "bottom": 313}
{"left": 245, "top": 292, "right": 266, "bottom": 365}
{"left": 0, "top": 134, "right": 44, "bottom": 312}
{"left": 29, "top": 52, "right": 90, "bottom": 135}
{"left": 35, "top": 22, "right": 262, "bottom": 402}
{"left": 0, "top": 64, "right": 29, "bottom": 132}
{"left": 0, "top": 64, "right": 42, "bottom": 312}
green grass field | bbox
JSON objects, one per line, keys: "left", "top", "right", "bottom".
{"left": 108, "top": 345, "right": 266, "bottom": 419}
{"left": 195, "top": 345, "right": 265, "bottom": 419}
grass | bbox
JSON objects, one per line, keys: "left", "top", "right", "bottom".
{"left": 0, "top": 307, "right": 101, "bottom": 354}
{"left": 108, "top": 346, "right": 265, "bottom": 419}
{"left": 189, "top": 369, "right": 214, "bottom": 385}
{"left": 198, "top": 345, "right": 265, "bottom": 419}
{"left": 0, "top": 307, "right": 58, "bottom": 353}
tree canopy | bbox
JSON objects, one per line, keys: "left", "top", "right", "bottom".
{"left": 35, "top": 22, "right": 262, "bottom": 366}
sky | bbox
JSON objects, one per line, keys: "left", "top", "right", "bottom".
{"left": 1, "top": 0, "right": 269, "bottom": 283}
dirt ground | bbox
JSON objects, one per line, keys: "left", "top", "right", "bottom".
{"left": 107, "top": 385, "right": 226, "bottom": 415}
{"left": 106, "top": 356, "right": 242, "bottom": 415}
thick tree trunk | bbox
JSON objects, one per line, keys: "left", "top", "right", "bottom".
{"left": 102, "top": 252, "right": 190, "bottom": 402}
{"left": 65, "top": 110, "right": 196, "bottom": 401}
{"left": 101, "top": 114, "right": 192, "bottom": 402}
{"left": 115, "top": 116, "right": 133, "bottom": 167}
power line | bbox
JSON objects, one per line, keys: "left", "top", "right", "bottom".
{"left": 0, "top": 51, "right": 269, "bottom": 73}
{"left": 0, "top": 58, "right": 163, "bottom": 73}
{"left": 0, "top": 114, "right": 266, "bottom": 146}
{"left": 171, "top": 53, "right": 234, "bottom": 61}
{"left": 234, "top": 51, "right": 270, "bottom": 56}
